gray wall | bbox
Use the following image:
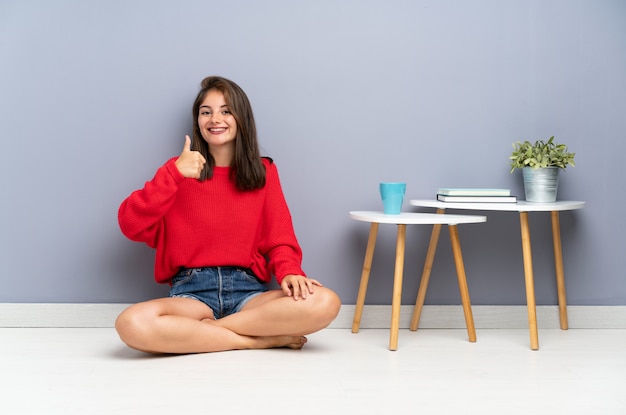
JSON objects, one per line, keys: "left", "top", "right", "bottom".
{"left": 1, "top": 0, "right": 625, "bottom": 306}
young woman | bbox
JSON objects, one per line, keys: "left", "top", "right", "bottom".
{"left": 116, "top": 76, "right": 341, "bottom": 353}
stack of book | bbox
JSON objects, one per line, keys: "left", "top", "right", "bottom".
{"left": 436, "top": 188, "right": 517, "bottom": 203}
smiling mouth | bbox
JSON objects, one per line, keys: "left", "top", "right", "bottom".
{"left": 209, "top": 127, "right": 227, "bottom": 133}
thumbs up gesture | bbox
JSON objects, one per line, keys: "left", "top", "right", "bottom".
{"left": 175, "top": 135, "right": 206, "bottom": 179}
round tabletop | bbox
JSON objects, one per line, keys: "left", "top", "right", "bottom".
{"left": 410, "top": 199, "right": 585, "bottom": 212}
{"left": 349, "top": 211, "right": 487, "bottom": 225}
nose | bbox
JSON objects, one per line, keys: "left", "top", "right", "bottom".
{"left": 210, "top": 112, "right": 223, "bottom": 123}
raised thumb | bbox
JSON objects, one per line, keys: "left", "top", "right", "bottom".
{"left": 183, "top": 135, "right": 192, "bottom": 152}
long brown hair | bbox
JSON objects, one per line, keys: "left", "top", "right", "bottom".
{"left": 191, "top": 76, "right": 266, "bottom": 190}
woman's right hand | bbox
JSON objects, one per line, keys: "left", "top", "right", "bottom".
{"left": 175, "top": 135, "right": 206, "bottom": 179}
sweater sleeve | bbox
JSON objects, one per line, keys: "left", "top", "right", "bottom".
{"left": 259, "top": 161, "right": 306, "bottom": 284}
{"left": 118, "top": 158, "right": 185, "bottom": 248}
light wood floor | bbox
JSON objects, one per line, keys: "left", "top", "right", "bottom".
{"left": 1, "top": 328, "right": 625, "bottom": 414}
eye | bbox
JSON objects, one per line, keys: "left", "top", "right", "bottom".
{"left": 200, "top": 110, "right": 211, "bottom": 116}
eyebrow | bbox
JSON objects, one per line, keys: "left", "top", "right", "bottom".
{"left": 200, "top": 104, "right": 229, "bottom": 109}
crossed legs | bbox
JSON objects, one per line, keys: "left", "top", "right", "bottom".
{"left": 115, "top": 287, "right": 341, "bottom": 354}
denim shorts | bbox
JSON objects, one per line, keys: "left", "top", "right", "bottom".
{"left": 169, "top": 267, "right": 268, "bottom": 319}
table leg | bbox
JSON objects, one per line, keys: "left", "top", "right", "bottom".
{"left": 410, "top": 208, "right": 446, "bottom": 331}
{"left": 448, "top": 225, "right": 477, "bottom": 342}
{"left": 551, "top": 211, "right": 569, "bottom": 330}
{"left": 389, "top": 224, "right": 407, "bottom": 351}
{"left": 352, "top": 222, "right": 379, "bottom": 333}
{"left": 519, "top": 212, "right": 539, "bottom": 350}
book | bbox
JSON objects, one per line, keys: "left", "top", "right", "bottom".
{"left": 437, "top": 194, "right": 517, "bottom": 203}
{"left": 437, "top": 188, "right": 511, "bottom": 197}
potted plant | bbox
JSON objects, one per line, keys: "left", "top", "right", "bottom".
{"left": 509, "top": 136, "right": 575, "bottom": 202}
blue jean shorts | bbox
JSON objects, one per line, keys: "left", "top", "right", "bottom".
{"left": 169, "top": 267, "right": 268, "bottom": 319}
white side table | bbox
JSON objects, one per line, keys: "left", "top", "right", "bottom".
{"left": 409, "top": 200, "right": 585, "bottom": 350}
{"left": 349, "top": 211, "right": 486, "bottom": 350}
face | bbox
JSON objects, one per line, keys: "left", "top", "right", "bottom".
{"left": 197, "top": 89, "right": 238, "bottom": 151}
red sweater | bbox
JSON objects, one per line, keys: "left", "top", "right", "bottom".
{"left": 118, "top": 157, "right": 305, "bottom": 285}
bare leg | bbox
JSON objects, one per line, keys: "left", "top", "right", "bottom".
{"left": 115, "top": 298, "right": 308, "bottom": 354}
{"left": 216, "top": 286, "right": 341, "bottom": 337}
{"left": 115, "top": 287, "right": 340, "bottom": 354}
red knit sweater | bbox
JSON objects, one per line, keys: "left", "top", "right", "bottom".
{"left": 118, "top": 157, "right": 305, "bottom": 285}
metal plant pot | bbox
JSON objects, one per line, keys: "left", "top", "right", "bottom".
{"left": 522, "top": 166, "right": 560, "bottom": 203}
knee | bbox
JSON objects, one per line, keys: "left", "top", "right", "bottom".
{"left": 115, "top": 303, "right": 154, "bottom": 351}
{"left": 312, "top": 287, "right": 341, "bottom": 325}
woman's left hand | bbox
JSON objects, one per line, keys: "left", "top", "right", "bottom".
{"left": 281, "top": 275, "right": 323, "bottom": 301}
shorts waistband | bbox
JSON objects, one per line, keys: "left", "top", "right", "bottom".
{"left": 179, "top": 266, "right": 255, "bottom": 275}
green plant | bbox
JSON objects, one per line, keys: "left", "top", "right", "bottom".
{"left": 509, "top": 136, "right": 575, "bottom": 173}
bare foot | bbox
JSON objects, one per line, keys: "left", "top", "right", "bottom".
{"left": 251, "top": 335, "right": 308, "bottom": 350}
